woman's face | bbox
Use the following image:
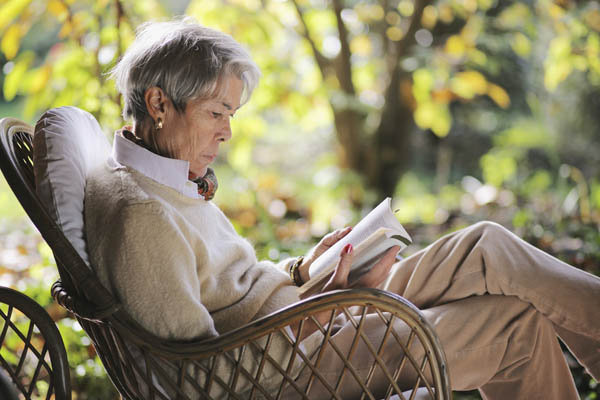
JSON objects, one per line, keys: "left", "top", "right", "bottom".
{"left": 167, "top": 76, "right": 243, "bottom": 179}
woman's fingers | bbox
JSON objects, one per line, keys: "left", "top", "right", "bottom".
{"left": 323, "top": 243, "right": 354, "bottom": 291}
{"left": 357, "top": 245, "right": 400, "bottom": 288}
{"left": 307, "top": 226, "right": 353, "bottom": 265}
{"left": 319, "top": 226, "right": 352, "bottom": 248}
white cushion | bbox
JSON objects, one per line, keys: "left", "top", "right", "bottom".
{"left": 33, "top": 106, "right": 112, "bottom": 266}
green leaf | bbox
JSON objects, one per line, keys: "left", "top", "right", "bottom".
{"left": 480, "top": 150, "right": 518, "bottom": 187}
{"left": 495, "top": 119, "right": 553, "bottom": 149}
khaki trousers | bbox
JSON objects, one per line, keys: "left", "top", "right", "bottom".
{"left": 294, "top": 221, "right": 600, "bottom": 399}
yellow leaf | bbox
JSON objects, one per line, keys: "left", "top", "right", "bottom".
{"left": 386, "top": 26, "right": 403, "bottom": 42}
{"left": 414, "top": 101, "right": 435, "bottom": 129}
{"left": 350, "top": 35, "right": 372, "bottom": 56}
{"left": 412, "top": 68, "right": 434, "bottom": 103}
{"left": 414, "top": 101, "right": 451, "bottom": 137}
{"left": 3, "top": 51, "right": 33, "bottom": 101}
{"left": 397, "top": 0, "right": 414, "bottom": 17}
{"left": 584, "top": 9, "right": 600, "bottom": 32}
{"left": 451, "top": 70, "right": 488, "bottom": 99}
{"left": 258, "top": 173, "right": 279, "bottom": 190}
{"left": 477, "top": 0, "right": 495, "bottom": 11}
{"left": 511, "top": 32, "right": 531, "bottom": 57}
{"left": 587, "top": 33, "right": 600, "bottom": 60}
{"left": 463, "top": 0, "right": 478, "bottom": 13}
{"left": 445, "top": 35, "right": 466, "bottom": 57}
{"left": 496, "top": 3, "right": 530, "bottom": 30}
{"left": 431, "top": 88, "right": 455, "bottom": 104}
{"left": 421, "top": 5, "right": 437, "bottom": 29}
{"left": 548, "top": 4, "right": 565, "bottom": 20}
{"left": 431, "top": 105, "right": 451, "bottom": 137}
{"left": 369, "top": 4, "right": 384, "bottom": 20}
{"left": 438, "top": 4, "right": 454, "bottom": 24}
{"left": 468, "top": 49, "right": 487, "bottom": 65}
{"left": 548, "top": 36, "right": 571, "bottom": 59}
{"left": 58, "top": 20, "right": 72, "bottom": 38}
{"left": 354, "top": 3, "right": 384, "bottom": 21}
{"left": 47, "top": 0, "right": 68, "bottom": 19}
{"left": 0, "top": 0, "right": 31, "bottom": 31}
{"left": 487, "top": 83, "right": 510, "bottom": 109}
{"left": 1, "top": 24, "right": 21, "bottom": 60}
{"left": 385, "top": 11, "right": 401, "bottom": 26}
{"left": 28, "top": 65, "right": 51, "bottom": 93}
{"left": 544, "top": 60, "right": 572, "bottom": 91}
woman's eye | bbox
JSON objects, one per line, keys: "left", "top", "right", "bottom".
{"left": 211, "top": 111, "right": 222, "bottom": 118}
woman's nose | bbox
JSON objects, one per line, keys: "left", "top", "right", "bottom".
{"left": 218, "top": 119, "right": 232, "bottom": 142}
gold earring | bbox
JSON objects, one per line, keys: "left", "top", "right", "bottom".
{"left": 155, "top": 117, "right": 163, "bottom": 130}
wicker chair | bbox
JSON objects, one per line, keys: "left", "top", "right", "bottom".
{"left": 0, "top": 286, "right": 71, "bottom": 400}
{"left": 0, "top": 110, "right": 451, "bottom": 400}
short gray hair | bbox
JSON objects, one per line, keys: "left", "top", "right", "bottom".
{"left": 111, "top": 17, "right": 260, "bottom": 122}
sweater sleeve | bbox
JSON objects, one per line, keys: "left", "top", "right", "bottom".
{"left": 96, "top": 201, "right": 218, "bottom": 340}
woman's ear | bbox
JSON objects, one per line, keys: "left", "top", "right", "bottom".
{"left": 144, "top": 87, "right": 169, "bottom": 122}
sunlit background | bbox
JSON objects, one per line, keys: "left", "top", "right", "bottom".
{"left": 0, "top": 0, "right": 599, "bottom": 398}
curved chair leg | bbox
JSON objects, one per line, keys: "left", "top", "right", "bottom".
{"left": 0, "top": 286, "right": 71, "bottom": 400}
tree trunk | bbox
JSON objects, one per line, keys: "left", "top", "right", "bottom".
{"left": 368, "top": 69, "right": 414, "bottom": 200}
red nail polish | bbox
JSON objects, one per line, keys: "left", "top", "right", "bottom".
{"left": 343, "top": 243, "right": 353, "bottom": 254}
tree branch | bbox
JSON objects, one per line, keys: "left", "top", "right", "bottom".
{"left": 331, "top": 0, "right": 354, "bottom": 95}
{"left": 380, "top": 0, "right": 398, "bottom": 79}
{"left": 290, "top": 0, "right": 331, "bottom": 79}
{"left": 395, "top": 0, "right": 430, "bottom": 66}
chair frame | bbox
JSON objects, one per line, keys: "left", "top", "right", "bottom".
{"left": 0, "top": 116, "right": 451, "bottom": 400}
{"left": 0, "top": 286, "right": 71, "bottom": 399}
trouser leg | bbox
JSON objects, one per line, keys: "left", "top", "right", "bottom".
{"left": 287, "top": 295, "right": 578, "bottom": 400}
{"left": 428, "top": 296, "right": 578, "bottom": 400}
{"left": 383, "top": 221, "right": 600, "bottom": 379}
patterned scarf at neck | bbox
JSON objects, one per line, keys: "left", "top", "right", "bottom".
{"left": 189, "top": 169, "right": 218, "bottom": 200}
{"left": 120, "top": 128, "right": 218, "bottom": 200}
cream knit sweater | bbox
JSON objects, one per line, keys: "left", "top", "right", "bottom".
{"left": 85, "top": 159, "right": 301, "bottom": 340}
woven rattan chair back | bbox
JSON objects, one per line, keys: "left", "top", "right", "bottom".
{"left": 0, "top": 286, "right": 71, "bottom": 400}
{"left": 0, "top": 114, "right": 451, "bottom": 399}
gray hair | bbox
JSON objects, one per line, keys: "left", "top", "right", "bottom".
{"left": 111, "top": 17, "right": 260, "bottom": 123}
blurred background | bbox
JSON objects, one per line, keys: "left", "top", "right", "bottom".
{"left": 0, "top": 0, "right": 599, "bottom": 398}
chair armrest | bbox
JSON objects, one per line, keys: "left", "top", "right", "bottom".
{"left": 138, "top": 288, "right": 438, "bottom": 357}
{"left": 84, "top": 288, "right": 451, "bottom": 399}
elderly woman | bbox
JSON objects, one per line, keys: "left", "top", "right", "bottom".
{"left": 84, "top": 18, "right": 600, "bottom": 399}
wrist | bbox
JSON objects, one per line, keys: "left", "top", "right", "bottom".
{"left": 298, "top": 255, "right": 314, "bottom": 283}
{"left": 290, "top": 256, "right": 305, "bottom": 286}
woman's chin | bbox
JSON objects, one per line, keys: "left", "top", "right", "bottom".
{"left": 190, "top": 167, "right": 208, "bottom": 179}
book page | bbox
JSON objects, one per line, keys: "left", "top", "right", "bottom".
{"left": 307, "top": 197, "right": 411, "bottom": 280}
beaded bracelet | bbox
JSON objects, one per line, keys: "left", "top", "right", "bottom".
{"left": 289, "top": 256, "right": 305, "bottom": 287}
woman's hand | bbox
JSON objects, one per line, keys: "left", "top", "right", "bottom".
{"left": 293, "top": 243, "right": 401, "bottom": 341}
{"left": 297, "top": 226, "right": 353, "bottom": 283}
{"left": 321, "top": 244, "right": 401, "bottom": 292}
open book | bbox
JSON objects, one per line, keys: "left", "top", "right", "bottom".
{"left": 298, "top": 197, "right": 412, "bottom": 296}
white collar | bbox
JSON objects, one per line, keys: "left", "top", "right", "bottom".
{"left": 111, "top": 132, "right": 200, "bottom": 199}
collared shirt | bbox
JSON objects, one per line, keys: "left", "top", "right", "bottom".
{"left": 111, "top": 132, "right": 201, "bottom": 199}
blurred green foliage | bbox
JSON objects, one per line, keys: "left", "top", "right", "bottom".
{"left": 0, "top": 0, "right": 599, "bottom": 398}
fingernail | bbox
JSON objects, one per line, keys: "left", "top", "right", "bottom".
{"left": 343, "top": 243, "right": 353, "bottom": 254}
